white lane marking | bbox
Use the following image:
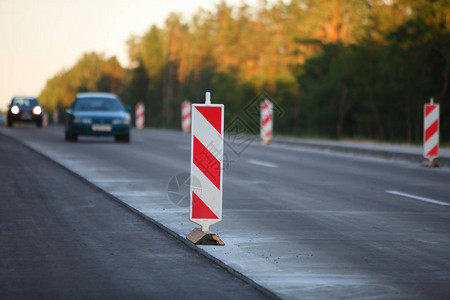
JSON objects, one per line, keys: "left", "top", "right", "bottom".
{"left": 248, "top": 159, "right": 278, "bottom": 168}
{"left": 178, "top": 145, "right": 190, "bottom": 151}
{"left": 386, "top": 190, "right": 450, "bottom": 206}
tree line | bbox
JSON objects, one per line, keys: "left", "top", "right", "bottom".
{"left": 39, "top": 0, "right": 450, "bottom": 143}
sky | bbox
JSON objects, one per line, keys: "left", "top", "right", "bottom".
{"left": 0, "top": 0, "right": 266, "bottom": 111}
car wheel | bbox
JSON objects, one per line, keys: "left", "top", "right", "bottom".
{"left": 36, "top": 120, "right": 43, "bottom": 127}
{"left": 65, "top": 130, "right": 77, "bottom": 142}
{"left": 7, "top": 118, "right": 13, "bottom": 127}
{"left": 115, "top": 134, "right": 130, "bottom": 143}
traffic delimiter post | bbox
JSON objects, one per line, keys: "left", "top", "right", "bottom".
{"left": 187, "top": 92, "right": 225, "bottom": 246}
{"left": 423, "top": 98, "right": 441, "bottom": 167}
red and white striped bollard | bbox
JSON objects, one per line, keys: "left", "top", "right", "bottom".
{"left": 187, "top": 92, "right": 225, "bottom": 245}
{"left": 424, "top": 98, "right": 439, "bottom": 165}
{"left": 53, "top": 109, "right": 59, "bottom": 125}
{"left": 261, "top": 98, "right": 273, "bottom": 145}
{"left": 181, "top": 100, "right": 191, "bottom": 134}
{"left": 135, "top": 102, "right": 145, "bottom": 130}
{"left": 42, "top": 112, "right": 48, "bottom": 127}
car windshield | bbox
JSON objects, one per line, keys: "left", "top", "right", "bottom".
{"left": 12, "top": 98, "right": 38, "bottom": 107}
{"left": 73, "top": 97, "right": 124, "bottom": 111}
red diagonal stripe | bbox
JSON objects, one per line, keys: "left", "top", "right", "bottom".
{"left": 196, "top": 106, "right": 222, "bottom": 134}
{"left": 261, "top": 102, "right": 269, "bottom": 110}
{"left": 262, "top": 114, "right": 272, "bottom": 126}
{"left": 182, "top": 113, "right": 190, "bottom": 121}
{"left": 193, "top": 136, "right": 221, "bottom": 190}
{"left": 425, "top": 105, "right": 436, "bottom": 117}
{"left": 425, "top": 120, "right": 438, "bottom": 141}
{"left": 192, "top": 192, "right": 219, "bottom": 219}
{"left": 426, "top": 145, "right": 439, "bottom": 157}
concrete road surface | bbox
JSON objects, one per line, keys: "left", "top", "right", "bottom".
{"left": 1, "top": 125, "right": 450, "bottom": 299}
{"left": 0, "top": 134, "right": 268, "bottom": 299}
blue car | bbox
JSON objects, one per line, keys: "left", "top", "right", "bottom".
{"left": 65, "top": 92, "right": 130, "bottom": 142}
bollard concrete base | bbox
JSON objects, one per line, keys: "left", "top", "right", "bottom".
{"left": 187, "top": 228, "right": 225, "bottom": 246}
{"left": 261, "top": 140, "right": 272, "bottom": 145}
{"left": 421, "top": 160, "right": 442, "bottom": 168}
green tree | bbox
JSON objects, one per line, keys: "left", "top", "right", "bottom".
{"left": 39, "top": 52, "right": 125, "bottom": 111}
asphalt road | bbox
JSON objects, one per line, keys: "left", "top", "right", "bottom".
{"left": 1, "top": 124, "right": 450, "bottom": 299}
{"left": 0, "top": 133, "right": 268, "bottom": 299}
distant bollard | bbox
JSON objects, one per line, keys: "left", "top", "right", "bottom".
{"left": 53, "top": 110, "right": 59, "bottom": 124}
{"left": 135, "top": 102, "right": 145, "bottom": 130}
{"left": 181, "top": 100, "right": 191, "bottom": 134}
{"left": 42, "top": 112, "right": 48, "bottom": 127}
{"left": 423, "top": 98, "right": 440, "bottom": 167}
{"left": 260, "top": 98, "right": 273, "bottom": 145}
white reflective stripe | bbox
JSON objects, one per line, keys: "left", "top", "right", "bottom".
{"left": 191, "top": 164, "right": 222, "bottom": 219}
{"left": 424, "top": 106, "right": 439, "bottom": 129}
{"left": 192, "top": 107, "right": 223, "bottom": 156}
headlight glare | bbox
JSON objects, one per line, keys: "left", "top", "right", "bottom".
{"left": 11, "top": 105, "right": 20, "bottom": 114}
{"left": 32, "top": 106, "right": 42, "bottom": 115}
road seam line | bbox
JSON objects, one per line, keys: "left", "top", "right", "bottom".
{"left": 386, "top": 190, "right": 450, "bottom": 206}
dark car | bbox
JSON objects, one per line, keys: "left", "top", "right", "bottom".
{"left": 7, "top": 96, "right": 43, "bottom": 127}
{"left": 64, "top": 92, "right": 130, "bottom": 142}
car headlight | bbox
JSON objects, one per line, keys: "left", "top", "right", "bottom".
{"left": 112, "top": 118, "right": 129, "bottom": 124}
{"left": 32, "top": 106, "right": 42, "bottom": 115}
{"left": 74, "top": 118, "right": 92, "bottom": 124}
{"left": 11, "top": 105, "right": 20, "bottom": 114}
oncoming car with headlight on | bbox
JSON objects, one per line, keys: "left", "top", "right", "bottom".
{"left": 7, "top": 96, "right": 43, "bottom": 127}
{"left": 64, "top": 92, "right": 130, "bottom": 142}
